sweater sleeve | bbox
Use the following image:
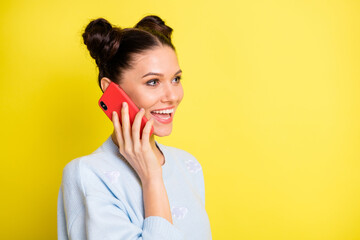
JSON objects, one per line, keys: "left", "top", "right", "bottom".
{"left": 60, "top": 157, "right": 185, "bottom": 240}
{"left": 85, "top": 194, "right": 185, "bottom": 240}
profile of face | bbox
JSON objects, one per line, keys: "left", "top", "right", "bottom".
{"left": 102, "top": 46, "right": 184, "bottom": 137}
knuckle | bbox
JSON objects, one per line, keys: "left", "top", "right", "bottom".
{"left": 141, "top": 144, "right": 149, "bottom": 152}
{"left": 124, "top": 146, "right": 132, "bottom": 154}
{"left": 133, "top": 142, "right": 142, "bottom": 152}
{"left": 134, "top": 148, "right": 142, "bottom": 156}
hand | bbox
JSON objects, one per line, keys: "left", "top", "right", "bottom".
{"left": 112, "top": 102, "right": 162, "bottom": 183}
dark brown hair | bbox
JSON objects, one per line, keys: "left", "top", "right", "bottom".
{"left": 82, "top": 15, "right": 174, "bottom": 92}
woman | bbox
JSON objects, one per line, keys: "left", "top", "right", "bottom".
{"left": 57, "top": 15, "right": 211, "bottom": 240}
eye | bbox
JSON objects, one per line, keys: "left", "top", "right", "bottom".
{"left": 172, "top": 76, "right": 182, "bottom": 83}
{"left": 146, "top": 79, "right": 159, "bottom": 86}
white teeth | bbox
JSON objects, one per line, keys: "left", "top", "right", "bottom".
{"left": 151, "top": 109, "right": 174, "bottom": 114}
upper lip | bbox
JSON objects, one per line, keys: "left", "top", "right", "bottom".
{"left": 150, "top": 106, "right": 175, "bottom": 112}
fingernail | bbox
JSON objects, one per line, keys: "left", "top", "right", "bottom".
{"left": 122, "top": 102, "right": 126, "bottom": 108}
{"left": 140, "top": 108, "right": 144, "bottom": 112}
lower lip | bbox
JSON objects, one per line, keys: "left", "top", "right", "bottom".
{"left": 150, "top": 112, "right": 174, "bottom": 124}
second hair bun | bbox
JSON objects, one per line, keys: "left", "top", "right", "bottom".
{"left": 134, "top": 15, "right": 173, "bottom": 41}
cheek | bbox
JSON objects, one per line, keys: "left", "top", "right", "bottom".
{"left": 131, "top": 91, "right": 157, "bottom": 109}
{"left": 132, "top": 92, "right": 158, "bottom": 120}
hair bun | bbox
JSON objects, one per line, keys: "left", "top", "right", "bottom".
{"left": 82, "top": 18, "right": 122, "bottom": 67}
{"left": 135, "top": 15, "right": 173, "bottom": 41}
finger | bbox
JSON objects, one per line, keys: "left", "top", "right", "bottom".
{"left": 121, "top": 102, "right": 133, "bottom": 152}
{"left": 141, "top": 118, "right": 154, "bottom": 148}
{"left": 112, "top": 111, "right": 124, "bottom": 150}
{"left": 132, "top": 108, "right": 145, "bottom": 148}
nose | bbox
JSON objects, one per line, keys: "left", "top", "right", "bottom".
{"left": 161, "top": 82, "right": 178, "bottom": 103}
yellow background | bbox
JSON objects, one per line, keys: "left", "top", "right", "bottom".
{"left": 1, "top": 0, "right": 359, "bottom": 239}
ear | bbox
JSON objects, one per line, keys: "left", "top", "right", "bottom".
{"left": 100, "top": 77, "right": 112, "bottom": 92}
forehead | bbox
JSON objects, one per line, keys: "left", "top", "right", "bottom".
{"left": 130, "top": 46, "right": 179, "bottom": 75}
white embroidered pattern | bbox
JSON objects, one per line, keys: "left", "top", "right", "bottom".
{"left": 104, "top": 171, "right": 120, "bottom": 184}
{"left": 185, "top": 159, "right": 201, "bottom": 173}
{"left": 171, "top": 206, "right": 188, "bottom": 220}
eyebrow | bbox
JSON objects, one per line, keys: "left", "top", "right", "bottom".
{"left": 142, "top": 69, "right": 182, "bottom": 78}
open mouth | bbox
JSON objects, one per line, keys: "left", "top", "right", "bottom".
{"left": 150, "top": 108, "right": 174, "bottom": 123}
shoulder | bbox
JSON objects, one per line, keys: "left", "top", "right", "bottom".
{"left": 61, "top": 149, "right": 141, "bottom": 199}
{"left": 61, "top": 151, "right": 115, "bottom": 189}
{"left": 62, "top": 151, "right": 108, "bottom": 177}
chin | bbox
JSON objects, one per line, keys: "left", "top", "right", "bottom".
{"left": 153, "top": 124, "right": 173, "bottom": 137}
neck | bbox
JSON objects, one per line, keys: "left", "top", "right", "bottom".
{"left": 111, "top": 131, "right": 165, "bottom": 166}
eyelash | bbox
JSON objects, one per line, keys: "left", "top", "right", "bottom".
{"left": 173, "top": 76, "right": 182, "bottom": 83}
{"left": 146, "top": 76, "right": 182, "bottom": 86}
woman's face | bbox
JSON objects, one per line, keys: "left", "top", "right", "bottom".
{"left": 118, "top": 45, "right": 184, "bottom": 137}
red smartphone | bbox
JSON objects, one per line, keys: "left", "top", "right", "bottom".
{"left": 98, "top": 81, "right": 154, "bottom": 137}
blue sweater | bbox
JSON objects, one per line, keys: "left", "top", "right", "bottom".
{"left": 57, "top": 135, "right": 212, "bottom": 240}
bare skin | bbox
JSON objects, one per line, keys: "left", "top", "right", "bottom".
{"left": 111, "top": 130, "right": 164, "bottom": 166}
{"left": 100, "top": 46, "right": 184, "bottom": 225}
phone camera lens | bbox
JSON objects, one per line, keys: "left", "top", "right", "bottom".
{"left": 100, "top": 101, "right": 108, "bottom": 110}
